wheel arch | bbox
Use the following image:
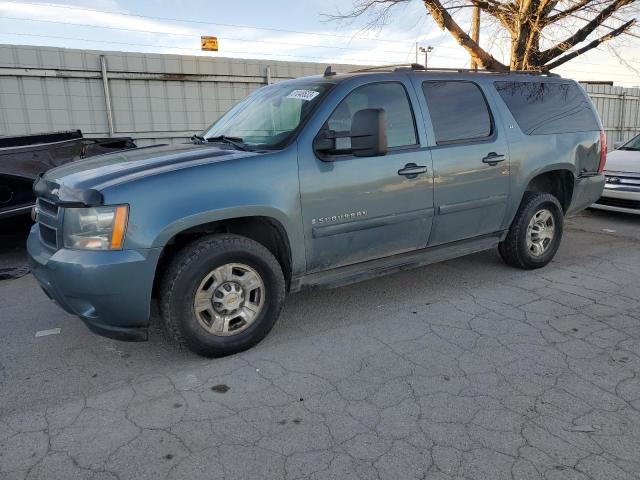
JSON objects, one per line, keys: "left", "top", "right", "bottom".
{"left": 522, "top": 167, "right": 575, "bottom": 213}
{"left": 153, "top": 214, "right": 294, "bottom": 295}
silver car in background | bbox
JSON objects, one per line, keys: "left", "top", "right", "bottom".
{"left": 592, "top": 134, "right": 640, "bottom": 214}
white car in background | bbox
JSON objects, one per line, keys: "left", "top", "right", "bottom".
{"left": 592, "top": 133, "right": 640, "bottom": 214}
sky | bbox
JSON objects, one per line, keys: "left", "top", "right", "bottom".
{"left": 0, "top": 0, "right": 638, "bottom": 87}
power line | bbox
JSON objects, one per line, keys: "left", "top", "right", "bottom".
{"left": 4, "top": 30, "right": 639, "bottom": 81}
{"left": 2, "top": 29, "right": 637, "bottom": 75}
{"left": 0, "top": 0, "right": 420, "bottom": 46}
{"left": 0, "top": 30, "right": 459, "bottom": 64}
{"left": 1, "top": 2, "right": 637, "bottom": 76}
{"left": 0, "top": 15, "right": 422, "bottom": 55}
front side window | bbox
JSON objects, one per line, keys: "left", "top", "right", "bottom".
{"left": 323, "top": 82, "right": 417, "bottom": 150}
{"left": 422, "top": 81, "right": 492, "bottom": 144}
{"left": 202, "top": 81, "right": 333, "bottom": 149}
{"left": 494, "top": 81, "right": 600, "bottom": 135}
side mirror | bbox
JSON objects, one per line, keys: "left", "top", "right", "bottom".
{"left": 312, "top": 108, "right": 388, "bottom": 160}
{"left": 351, "top": 108, "right": 388, "bottom": 157}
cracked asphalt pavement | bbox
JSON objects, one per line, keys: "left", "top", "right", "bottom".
{"left": 1, "top": 209, "right": 639, "bottom": 480}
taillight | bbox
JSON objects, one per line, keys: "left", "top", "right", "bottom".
{"left": 598, "top": 130, "right": 607, "bottom": 173}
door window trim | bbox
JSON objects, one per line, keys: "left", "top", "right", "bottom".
{"left": 421, "top": 80, "right": 496, "bottom": 147}
{"left": 314, "top": 80, "right": 420, "bottom": 161}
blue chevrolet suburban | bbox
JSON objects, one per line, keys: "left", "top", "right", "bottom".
{"left": 27, "top": 66, "right": 606, "bottom": 356}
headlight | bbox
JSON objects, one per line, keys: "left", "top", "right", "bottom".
{"left": 63, "top": 205, "right": 128, "bottom": 250}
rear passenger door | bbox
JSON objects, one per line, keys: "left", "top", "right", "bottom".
{"left": 413, "top": 79, "right": 511, "bottom": 246}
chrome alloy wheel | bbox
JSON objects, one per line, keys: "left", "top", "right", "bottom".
{"left": 526, "top": 208, "right": 555, "bottom": 257}
{"left": 193, "top": 263, "right": 265, "bottom": 336}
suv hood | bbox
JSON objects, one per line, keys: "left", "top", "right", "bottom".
{"left": 605, "top": 149, "right": 640, "bottom": 174}
{"left": 33, "top": 143, "right": 259, "bottom": 206}
{"left": 36, "top": 142, "right": 258, "bottom": 205}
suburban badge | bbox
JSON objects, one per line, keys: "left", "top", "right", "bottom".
{"left": 312, "top": 210, "right": 367, "bottom": 225}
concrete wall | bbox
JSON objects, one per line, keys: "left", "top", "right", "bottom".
{"left": 1, "top": 44, "right": 639, "bottom": 148}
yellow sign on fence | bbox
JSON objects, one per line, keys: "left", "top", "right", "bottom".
{"left": 201, "top": 36, "right": 219, "bottom": 51}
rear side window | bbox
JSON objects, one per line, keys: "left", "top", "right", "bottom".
{"left": 326, "top": 82, "right": 417, "bottom": 148}
{"left": 494, "top": 81, "right": 599, "bottom": 135}
{"left": 421, "top": 81, "right": 492, "bottom": 144}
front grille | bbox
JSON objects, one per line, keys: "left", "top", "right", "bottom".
{"left": 36, "top": 197, "right": 60, "bottom": 249}
{"left": 595, "top": 196, "right": 640, "bottom": 210}
{"left": 38, "top": 224, "right": 58, "bottom": 247}
{"left": 604, "top": 171, "right": 640, "bottom": 189}
{"left": 38, "top": 198, "right": 58, "bottom": 217}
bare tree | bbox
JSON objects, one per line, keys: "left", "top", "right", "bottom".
{"left": 330, "top": 0, "right": 638, "bottom": 71}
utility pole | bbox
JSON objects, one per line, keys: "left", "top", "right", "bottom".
{"left": 470, "top": 5, "right": 480, "bottom": 70}
{"left": 415, "top": 42, "right": 419, "bottom": 64}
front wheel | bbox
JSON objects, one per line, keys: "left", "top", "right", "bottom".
{"left": 160, "top": 234, "right": 286, "bottom": 357}
{"left": 499, "top": 192, "right": 564, "bottom": 270}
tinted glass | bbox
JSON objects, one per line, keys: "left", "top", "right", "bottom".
{"left": 494, "top": 81, "right": 600, "bottom": 135}
{"left": 421, "top": 81, "right": 492, "bottom": 144}
{"left": 326, "top": 82, "right": 417, "bottom": 148}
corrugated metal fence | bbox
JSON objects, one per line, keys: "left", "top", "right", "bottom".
{"left": 0, "top": 44, "right": 361, "bottom": 146}
{"left": 1, "top": 44, "right": 639, "bottom": 148}
{"left": 582, "top": 83, "right": 640, "bottom": 147}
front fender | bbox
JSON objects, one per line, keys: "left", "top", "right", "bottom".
{"left": 101, "top": 147, "right": 306, "bottom": 275}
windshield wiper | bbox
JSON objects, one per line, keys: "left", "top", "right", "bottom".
{"left": 206, "top": 135, "right": 250, "bottom": 151}
{"left": 191, "top": 134, "right": 206, "bottom": 144}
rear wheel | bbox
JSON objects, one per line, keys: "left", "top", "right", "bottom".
{"left": 160, "top": 234, "right": 286, "bottom": 357}
{"left": 499, "top": 192, "right": 564, "bottom": 270}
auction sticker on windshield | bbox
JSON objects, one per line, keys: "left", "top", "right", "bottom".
{"left": 286, "top": 90, "right": 320, "bottom": 101}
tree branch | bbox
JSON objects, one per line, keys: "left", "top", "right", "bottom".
{"left": 422, "top": 0, "right": 509, "bottom": 70}
{"left": 468, "top": 0, "right": 517, "bottom": 31}
{"left": 546, "top": 0, "right": 600, "bottom": 23}
{"left": 540, "top": 0, "right": 635, "bottom": 62}
{"left": 545, "top": 18, "right": 635, "bottom": 68}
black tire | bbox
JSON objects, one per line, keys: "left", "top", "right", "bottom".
{"left": 498, "top": 192, "right": 564, "bottom": 270}
{"left": 160, "top": 234, "right": 286, "bottom": 357}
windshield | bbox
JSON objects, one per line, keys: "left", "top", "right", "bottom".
{"left": 202, "top": 81, "right": 334, "bottom": 149}
{"left": 619, "top": 134, "right": 640, "bottom": 151}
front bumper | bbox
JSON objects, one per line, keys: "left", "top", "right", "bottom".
{"left": 591, "top": 183, "right": 640, "bottom": 215}
{"left": 27, "top": 225, "right": 162, "bottom": 341}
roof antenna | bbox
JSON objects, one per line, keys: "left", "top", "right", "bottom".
{"left": 323, "top": 65, "right": 336, "bottom": 77}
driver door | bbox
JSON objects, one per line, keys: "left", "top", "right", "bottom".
{"left": 297, "top": 80, "right": 434, "bottom": 272}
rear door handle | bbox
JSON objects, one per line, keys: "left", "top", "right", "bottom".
{"left": 398, "top": 163, "right": 427, "bottom": 178}
{"left": 482, "top": 152, "right": 505, "bottom": 166}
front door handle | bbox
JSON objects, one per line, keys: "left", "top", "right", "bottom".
{"left": 398, "top": 163, "right": 427, "bottom": 178}
{"left": 482, "top": 152, "right": 505, "bottom": 166}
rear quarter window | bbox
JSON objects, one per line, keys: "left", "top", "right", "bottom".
{"left": 494, "top": 81, "right": 599, "bottom": 135}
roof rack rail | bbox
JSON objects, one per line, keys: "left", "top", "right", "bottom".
{"left": 348, "top": 63, "right": 425, "bottom": 73}
{"left": 348, "top": 65, "right": 560, "bottom": 77}
{"left": 419, "top": 67, "right": 560, "bottom": 77}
